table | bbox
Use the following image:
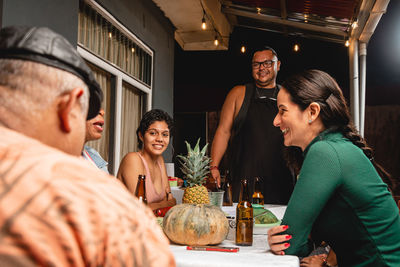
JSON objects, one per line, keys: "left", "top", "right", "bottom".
{"left": 169, "top": 204, "right": 299, "bottom": 267}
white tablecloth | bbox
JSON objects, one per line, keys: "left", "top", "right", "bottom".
{"left": 169, "top": 205, "right": 299, "bottom": 267}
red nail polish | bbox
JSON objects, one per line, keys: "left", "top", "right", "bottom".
{"left": 285, "top": 243, "right": 290, "bottom": 247}
{"left": 280, "top": 251, "right": 285, "bottom": 255}
{"left": 282, "top": 225, "right": 289, "bottom": 230}
{"left": 286, "top": 235, "right": 292, "bottom": 239}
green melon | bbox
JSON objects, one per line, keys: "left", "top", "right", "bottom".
{"left": 253, "top": 205, "right": 278, "bottom": 224}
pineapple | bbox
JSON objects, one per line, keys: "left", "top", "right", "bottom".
{"left": 177, "top": 138, "right": 211, "bottom": 204}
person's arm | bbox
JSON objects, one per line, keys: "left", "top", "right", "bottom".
{"left": 89, "top": 179, "right": 176, "bottom": 266}
{"left": 210, "top": 85, "right": 244, "bottom": 186}
{"left": 148, "top": 198, "right": 176, "bottom": 211}
{"left": 116, "top": 153, "right": 143, "bottom": 194}
{"left": 269, "top": 142, "right": 342, "bottom": 257}
{"left": 30, "top": 158, "right": 175, "bottom": 266}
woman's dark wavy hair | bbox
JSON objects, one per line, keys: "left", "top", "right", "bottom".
{"left": 282, "top": 69, "right": 397, "bottom": 193}
{"left": 136, "top": 109, "right": 173, "bottom": 149}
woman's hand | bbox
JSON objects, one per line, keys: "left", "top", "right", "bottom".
{"left": 267, "top": 225, "right": 292, "bottom": 255}
{"left": 166, "top": 188, "right": 174, "bottom": 201}
{"left": 300, "top": 254, "right": 327, "bottom": 267}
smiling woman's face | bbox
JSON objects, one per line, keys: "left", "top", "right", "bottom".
{"left": 273, "top": 88, "right": 310, "bottom": 150}
{"left": 140, "top": 120, "right": 170, "bottom": 156}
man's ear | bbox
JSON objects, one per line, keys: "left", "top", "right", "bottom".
{"left": 276, "top": 60, "right": 281, "bottom": 71}
{"left": 308, "top": 102, "right": 321, "bottom": 121}
{"left": 58, "top": 88, "right": 84, "bottom": 133}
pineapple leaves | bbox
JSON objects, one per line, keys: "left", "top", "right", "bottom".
{"left": 200, "top": 142, "right": 209, "bottom": 156}
{"left": 177, "top": 138, "right": 211, "bottom": 187}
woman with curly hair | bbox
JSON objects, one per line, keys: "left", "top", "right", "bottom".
{"left": 118, "top": 109, "right": 176, "bottom": 211}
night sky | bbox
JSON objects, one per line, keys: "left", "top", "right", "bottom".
{"left": 174, "top": 0, "right": 400, "bottom": 112}
{"left": 366, "top": 0, "right": 400, "bottom": 104}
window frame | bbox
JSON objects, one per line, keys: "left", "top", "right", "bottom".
{"left": 78, "top": 0, "right": 154, "bottom": 174}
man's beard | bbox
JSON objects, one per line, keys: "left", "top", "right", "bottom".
{"left": 255, "top": 74, "right": 275, "bottom": 88}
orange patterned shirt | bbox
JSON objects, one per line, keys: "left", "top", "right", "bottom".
{"left": 0, "top": 127, "right": 175, "bottom": 267}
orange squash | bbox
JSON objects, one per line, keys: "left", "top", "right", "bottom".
{"left": 163, "top": 203, "right": 229, "bottom": 246}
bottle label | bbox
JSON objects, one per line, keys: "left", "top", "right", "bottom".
{"left": 237, "top": 208, "right": 253, "bottom": 220}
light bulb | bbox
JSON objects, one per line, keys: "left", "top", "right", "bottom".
{"left": 201, "top": 18, "right": 206, "bottom": 30}
{"left": 294, "top": 44, "right": 299, "bottom": 52}
{"left": 241, "top": 46, "right": 246, "bottom": 53}
{"left": 345, "top": 40, "right": 350, "bottom": 47}
{"left": 214, "top": 37, "right": 219, "bottom": 46}
{"left": 351, "top": 21, "right": 358, "bottom": 29}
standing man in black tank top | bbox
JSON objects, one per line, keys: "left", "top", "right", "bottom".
{"left": 210, "top": 46, "right": 295, "bottom": 204}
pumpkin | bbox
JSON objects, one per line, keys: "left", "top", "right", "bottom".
{"left": 163, "top": 203, "right": 229, "bottom": 246}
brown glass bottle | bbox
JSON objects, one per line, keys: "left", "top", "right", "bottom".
{"left": 252, "top": 177, "right": 264, "bottom": 205}
{"left": 135, "top": 174, "right": 147, "bottom": 204}
{"left": 236, "top": 179, "right": 253, "bottom": 246}
{"left": 223, "top": 170, "right": 233, "bottom": 206}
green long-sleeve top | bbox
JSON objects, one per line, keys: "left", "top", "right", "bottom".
{"left": 282, "top": 131, "right": 400, "bottom": 267}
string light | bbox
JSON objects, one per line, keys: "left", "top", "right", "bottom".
{"left": 108, "top": 32, "right": 112, "bottom": 38}
{"left": 200, "top": 0, "right": 222, "bottom": 47}
{"left": 345, "top": 40, "right": 350, "bottom": 47}
{"left": 200, "top": 2, "right": 206, "bottom": 30}
{"left": 256, "top": 7, "right": 261, "bottom": 15}
{"left": 131, "top": 47, "right": 135, "bottom": 53}
{"left": 241, "top": 46, "right": 246, "bottom": 53}
{"left": 201, "top": 17, "right": 206, "bottom": 30}
{"left": 351, "top": 20, "right": 358, "bottom": 29}
{"left": 293, "top": 43, "right": 300, "bottom": 52}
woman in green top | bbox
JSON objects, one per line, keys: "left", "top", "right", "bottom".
{"left": 267, "top": 69, "right": 400, "bottom": 266}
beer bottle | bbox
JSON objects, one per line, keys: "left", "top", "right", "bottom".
{"left": 223, "top": 170, "right": 233, "bottom": 206}
{"left": 252, "top": 177, "right": 264, "bottom": 205}
{"left": 236, "top": 179, "right": 253, "bottom": 246}
{"left": 135, "top": 174, "right": 147, "bottom": 204}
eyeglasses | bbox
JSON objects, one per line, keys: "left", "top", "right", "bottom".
{"left": 251, "top": 60, "right": 277, "bottom": 69}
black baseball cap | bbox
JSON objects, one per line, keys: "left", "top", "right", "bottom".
{"left": 0, "top": 26, "right": 103, "bottom": 120}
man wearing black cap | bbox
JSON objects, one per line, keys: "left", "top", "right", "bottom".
{"left": 0, "top": 26, "right": 174, "bottom": 266}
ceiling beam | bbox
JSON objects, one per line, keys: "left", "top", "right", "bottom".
{"left": 280, "top": 0, "right": 287, "bottom": 20}
{"left": 221, "top": 6, "right": 348, "bottom": 38}
{"left": 351, "top": 0, "right": 390, "bottom": 43}
{"left": 239, "top": 24, "right": 346, "bottom": 44}
{"left": 351, "top": 0, "right": 377, "bottom": 40}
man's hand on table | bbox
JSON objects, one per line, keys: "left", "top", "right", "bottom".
{"left": 300, "top": 254, "right": 327, "bottom": 267}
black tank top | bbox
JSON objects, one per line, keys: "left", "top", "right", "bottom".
{"left": 228, "top": 84, "right": 295, "bottom": 204}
